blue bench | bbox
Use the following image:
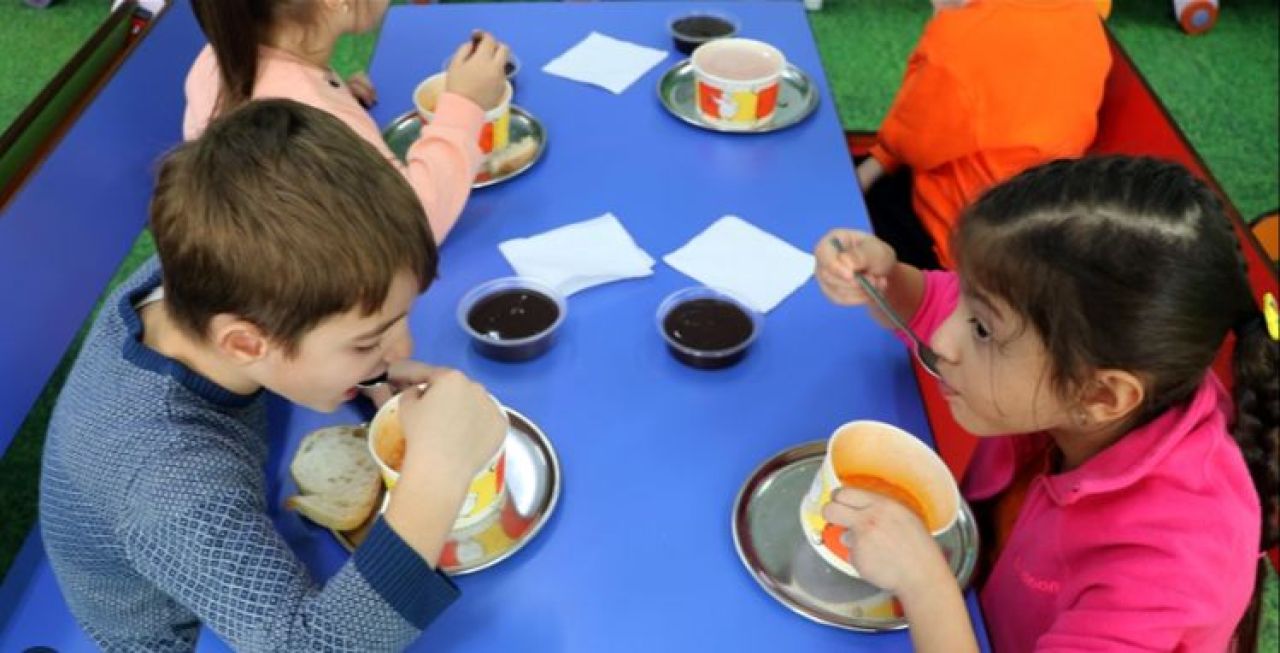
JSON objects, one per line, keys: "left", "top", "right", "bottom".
{"left": 0, "top": 3, "right": 202, "bottom": 649}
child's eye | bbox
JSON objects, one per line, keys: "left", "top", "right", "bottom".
{"left": 968, "top": 317, "right": 992, "bottom": 341}
{"left": 352, "top": 342, "right": 380, "bottom": 354}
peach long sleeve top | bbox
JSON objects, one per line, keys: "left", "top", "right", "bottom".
{"left": 184, "top": 45, "right": 484, "bottom": 243}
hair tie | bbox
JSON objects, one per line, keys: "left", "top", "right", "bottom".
{"left": 1236, "top": 297, "right": 1279, "bottom": 342}
{"left": 1264, "top": 293, "right": 1279, "bottom": 341}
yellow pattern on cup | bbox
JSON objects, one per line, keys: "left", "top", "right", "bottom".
{"left": 730, "top": 90, "right": 759, "bottom": 124}
{"left": 458, "top": 456, "right": 503, "bottom": 523}
{"left": 492, "top": 111, "right": 511, "bottom": 152}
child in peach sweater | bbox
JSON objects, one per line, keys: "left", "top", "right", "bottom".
{"left": 185, "top": 0, "right": 508, "bottom": 243}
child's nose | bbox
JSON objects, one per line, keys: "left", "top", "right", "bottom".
{"left": 929, "top": 311, "right": 964, "bottom": 365}
{"left": 385, "top": 324, "right": 414, "bottom": 362}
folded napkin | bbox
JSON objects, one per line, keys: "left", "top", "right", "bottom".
{"left": 542, "top": 32, "right": 668, "bottom": 94}
{"left": 663, "top": 216, "right": 815, "bottom": 313}
{"left": 498, "top": 213, "right": 656, "bottom": 296}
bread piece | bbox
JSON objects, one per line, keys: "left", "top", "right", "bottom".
{"left": 486, "top": 136, "right": 538, "bottom": 177}
{"left": 286, "top": 493, "right": 376, "bottom": 532}
{"left": 286, "top": 425, "right": 381, "bottom": 530}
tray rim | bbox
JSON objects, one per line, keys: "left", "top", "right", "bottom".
{"left": 656, "top": 59, "right": 820, "bottom": 134}
{"left": 731, "top": 439, "right": 979, "bottom": 632}
{"left": 332, "top": 405, "right": 562, "bottom": 575}
{"left": 381, "top": 104, "right": 547, "bottom": 189}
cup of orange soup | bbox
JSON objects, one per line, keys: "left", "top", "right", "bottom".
{"left": 368, "top": 390, "right": 508, "bottom": 530}
{"left": 414, "top": 73, "right": 513, "bottom": 156}
{"left": 798, "top": 420, "right": 960, "bottom": 578}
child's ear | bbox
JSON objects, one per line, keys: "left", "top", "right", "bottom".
{"left": 1079, "top": 370, "right": 1146, "bottom": 425}
{"left": 208, "top": 314, "right": 269, "bottom": 364}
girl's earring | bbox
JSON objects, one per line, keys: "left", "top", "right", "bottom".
{"left": 1074, "top": 408, "right": 1090, "bottom": 428}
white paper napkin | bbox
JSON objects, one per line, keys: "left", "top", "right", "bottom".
{"left": 663, "top": 216, "right": 815, "bottom": 313}
{"left": 498, "top": 213, "right": 656, "bottom": 296}
{"left": 542, "top": 32, "right": 668, "bottom": 94}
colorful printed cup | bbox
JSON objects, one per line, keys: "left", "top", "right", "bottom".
{"left": 368, "top": 390, "right": 508, "bottom": 530}
{"left": 438, "top": 495, "right": 536, "bottom": 568}
{"left": 798, "top": 420, "right": 960, "bottom": 578}
{"left": 690, "top": 38, "right": 785, "bottom": 129}
{"left": 413, "top": 73, "right": 513, "bottom": 155}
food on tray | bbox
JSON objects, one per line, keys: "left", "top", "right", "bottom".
{"left": 285, "top": 425, "right": 381, "bottom": 530}
{"left": 486, "top": 136, "right": 538, "bottom": 177}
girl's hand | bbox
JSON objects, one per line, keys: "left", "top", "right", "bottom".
{"left": 346, "top": 72, "right": 377, "bottom": 108}
{"left": 813, "top": 229, "right": 897, "bottom": 306}
{"left": 446, "top": 31, "right": 510, "bottom": 111}
{"left": 821, "top": 487, "right": 953, "bottom": 596}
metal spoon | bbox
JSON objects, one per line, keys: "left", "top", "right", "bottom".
{"left": 828, "top": 237, "right": 942, "bottom": 379}
{"left": 354, "top": 372, "right": 389, "bottom": 390}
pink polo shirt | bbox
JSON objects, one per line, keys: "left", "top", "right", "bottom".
{"left": 908, "top": 270, "right": 1260, "bottom": 652}
{"left": 183, "top": 45, "right": 484, "bottom": 243}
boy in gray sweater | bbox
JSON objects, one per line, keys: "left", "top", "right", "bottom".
{"left": 40, "top": 99, "right": 506, "bottom": 652}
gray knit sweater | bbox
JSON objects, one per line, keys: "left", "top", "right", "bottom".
{"left": 40, "top": 257, "right": 457, "bottom": 652}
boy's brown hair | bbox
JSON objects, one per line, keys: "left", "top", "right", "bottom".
{"left": 150, "top": 98, "right": 437, "bottom": 355}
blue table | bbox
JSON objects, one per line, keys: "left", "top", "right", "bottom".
{"left": 0, "top": 2, "right": 202, "bottom": 650}
{"left": 0, "top": 0, "right": 199, "bottom": 457}
{"left": 198, "top": 2, "right": 990, "bottom": 650}
{"left": 0, "top": 2, "right": 990, "bottom": 651}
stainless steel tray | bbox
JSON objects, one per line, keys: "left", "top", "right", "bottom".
{"left": 733, "top": 440, "right": 979, "bottom": 631}
{"left": 335, "top": 407, "right": 561, "bottom": 575}
{"left": 381, "top": 105, "right": 546, "bottom": 189}
{"left": 658, "top": 59, "right": 819, "bottom": 133}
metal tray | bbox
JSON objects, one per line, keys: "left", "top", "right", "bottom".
{"left": 381, "top": 105, "right": 546, "bottom": 189}
{"left": 334, "top": 407, "right": 561, "bottom": 575}
{"left": 658, "top": 59, "right": 819, "bottom": 133}
{"left": 732, "top": 440, "right": 979, "bottom": 631}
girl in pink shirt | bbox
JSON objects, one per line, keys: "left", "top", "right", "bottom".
{"left": 813, "top": 156, "right": 1276, "bottom": 652}
{"left": 185, "top": 0, "right": 509, "bottom": 243}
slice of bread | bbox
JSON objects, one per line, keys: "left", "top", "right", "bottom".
{"left": 287, "top": 493, "right": 377, "bottom": 532}
{"left": 486, "top": 136, "right": 538, "bottom": 177}
{"left": 286, "top": 425, "right": 381, "bottom": 531}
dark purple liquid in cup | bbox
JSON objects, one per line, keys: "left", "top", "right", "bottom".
{"left": 662, "top": 298, "right": 754, "bottom": 369}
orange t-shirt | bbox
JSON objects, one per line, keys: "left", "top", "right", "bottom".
{"left": 869, "top": 0, "right": 1111, "bottom": 267}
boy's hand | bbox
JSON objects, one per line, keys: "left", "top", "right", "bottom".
{"left": 396, "top": 368, "right": 507, "bottom": 484}
{"left": 814, "top": 229, "right": 897, "bottom": 306}
{"left": 445, "top": 31, "right": 510, "bottom": 111}
{"left": 360, "top": 359, "right": 437, "bottom": 408}
{"left": 346, "top": 72, "right": 377, "bottom": 108}
{"left": 821, "top": 488, "right": 953, "bottom": 596}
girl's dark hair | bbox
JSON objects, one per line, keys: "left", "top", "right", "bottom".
{"left": 954, "top": 155, "right": 1277, "bottom": 649}
{"left": 191, "top": 0, "right": 320, "bottom": 114}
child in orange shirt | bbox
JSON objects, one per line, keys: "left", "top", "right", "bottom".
{"left": 860, "top": 0, "right": 1111, "bottom": 268}
{"left": 186, "top": 0, "right": 509, "bottom": 243}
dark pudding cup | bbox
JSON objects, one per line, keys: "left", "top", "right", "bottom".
{"left": 458, "top": 277, "right": 566, "bottom": 362}
{"left": 657, "top": 286, "right": 762, "bottom": 370}
{"left": 669, "top": 13, "right": 739, "bottom": 56}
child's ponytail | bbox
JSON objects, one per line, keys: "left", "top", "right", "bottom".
{"left": 192, "top": 0, "right": 270, "bottom": 114}
{"left": 1230, "top": 310, "right": 1278, "bottom": 653}
{"left": 1231, "top": 312, "right": 1279, "bottom": 551}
